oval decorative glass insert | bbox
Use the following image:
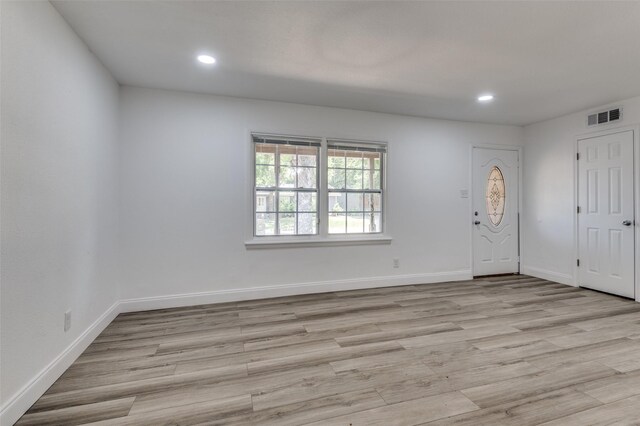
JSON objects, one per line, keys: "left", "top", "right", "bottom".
{"left": 486, "top": 166, "right": 505, "bottom": 226}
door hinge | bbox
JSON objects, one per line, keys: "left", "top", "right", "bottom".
{"left": 576, "top": 152, "right": 580, "bottom": 160}
{"left": 577, "top": 259, "right": 580, "bottom": 267}
{"left": 577, "top": 206, "right": 581, "bottom": 214}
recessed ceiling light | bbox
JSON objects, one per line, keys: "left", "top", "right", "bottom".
{"left": 197, "top": 54, "right": 216, "bottom": 65}
{"left": 477, "top": 94, "right": 494, "bottom": 102}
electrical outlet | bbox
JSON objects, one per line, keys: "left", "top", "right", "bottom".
{"left": 393, "top": 258, "right": 400, "bottom": 268}
{"left": 64, "top": 310, "right": 72, "bottom": 332}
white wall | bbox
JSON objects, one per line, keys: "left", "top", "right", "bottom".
{"left": 1, "top": 1, "right": 120, "bottom": 421}
{"left": 522, "top": 95, "right": 640, "bottom": 284}
{"left": 118, "top": 86, "right": 523, "bottom": 303}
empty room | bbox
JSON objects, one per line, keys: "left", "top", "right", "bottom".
{"left": 3, "top": 1, "right": 640, "bottom": 424}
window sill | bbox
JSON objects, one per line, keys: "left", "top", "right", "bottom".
{"left": 245, "top": 235, "right": 392, "bottom": 249}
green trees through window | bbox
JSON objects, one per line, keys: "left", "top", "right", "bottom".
{"left": 253, "top": 135, "right": 385, "bottom": 237}
{"left": 254, "top": 141, "right": 319, "bottom": 236}
{"left": 327, "top": 147, "right": 382, "bottom": 234}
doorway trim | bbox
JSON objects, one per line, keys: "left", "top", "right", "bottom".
{"left": 574, "top": 124, "right": 640, "bottom": 302}
{"left": 469, "top": 144, "right": 523, "bottom": 277}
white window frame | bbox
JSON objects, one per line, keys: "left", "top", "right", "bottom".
{"left": 325, "top": 139, "right": 386, "bottom": 236}
{"left": 252, "top": 133, "right": 321, "bottom": 237}
{"left": 246, "top": 132, "right": 391, "bottom": 249}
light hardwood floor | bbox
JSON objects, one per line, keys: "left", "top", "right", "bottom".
{"left": 16, "top": 275, "right": 640, "bottom": 425}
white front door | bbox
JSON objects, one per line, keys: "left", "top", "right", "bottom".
{"left": 578, "top": 130, "right": 635, "bottom": 298}
{"left": 472, "top": 148, "right": 519, "bottom": 276}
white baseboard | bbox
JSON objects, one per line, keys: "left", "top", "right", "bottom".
{"left": 118, "top": 270, "right": 472, "bottom": 313}
{"left": 521, "top": 265, "right": 575, "bottom": 287}
{"left": 1, "top": 269, "right": 471, "bottom": 425}
{"left": 0, "top": 302, "right": 121, "bottom": 426}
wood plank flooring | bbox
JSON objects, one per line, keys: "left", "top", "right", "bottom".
{"left": 16, "top": 275, "right": 640, "bottom": 425}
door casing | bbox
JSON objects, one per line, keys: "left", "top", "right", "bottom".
{"left": 574, "top": 125, "right": 640, "bottom": 303}
{"left": 470, "top": 144, "right": 523, "bottom": 277}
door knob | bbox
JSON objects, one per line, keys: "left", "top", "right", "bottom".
{"left": 474, "top": 221, "right": 481, "bottom": 225}
{"left": 622, "top": 220, "right": 633, "bottom": 226}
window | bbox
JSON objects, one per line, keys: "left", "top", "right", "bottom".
{"left": 252, "top": 133, "right": 386, "bottom": 240}
{"left": 254, "top": 135, "right": 320, "bottom": 236}
{"left": 486, "top": 166, "right": 505, "bottom": 226}
{"left": 327, "top": 141, "right": 384, "bottom": 234}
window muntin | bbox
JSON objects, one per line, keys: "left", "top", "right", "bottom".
{"left": 327, "top": 143, "right": 384, "bottom": 234}
{"left": 486, "top": 166, "right": 505, "bottom": 226}
{"left": 254, "top": 136, "right": 320, "bottom": 236}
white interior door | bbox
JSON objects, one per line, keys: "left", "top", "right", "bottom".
{"left": 578, "top": 130, "right": 635, "bottom": 298}
{"left": 472, "top": 148, "right": 519, "bottom": 276}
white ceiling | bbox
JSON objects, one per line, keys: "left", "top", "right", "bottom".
{"left": 52, "top": 1, "right": 640, "bottom": 126}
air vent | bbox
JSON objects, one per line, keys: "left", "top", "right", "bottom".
{"left": 609, "top": 108, "right": 621, "bottom": 121}
{"left": 587, "top": 107, "right": 623, "bottom": 127}
{"left": 598, "top": 111, "right": 608, "bottom": 124}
